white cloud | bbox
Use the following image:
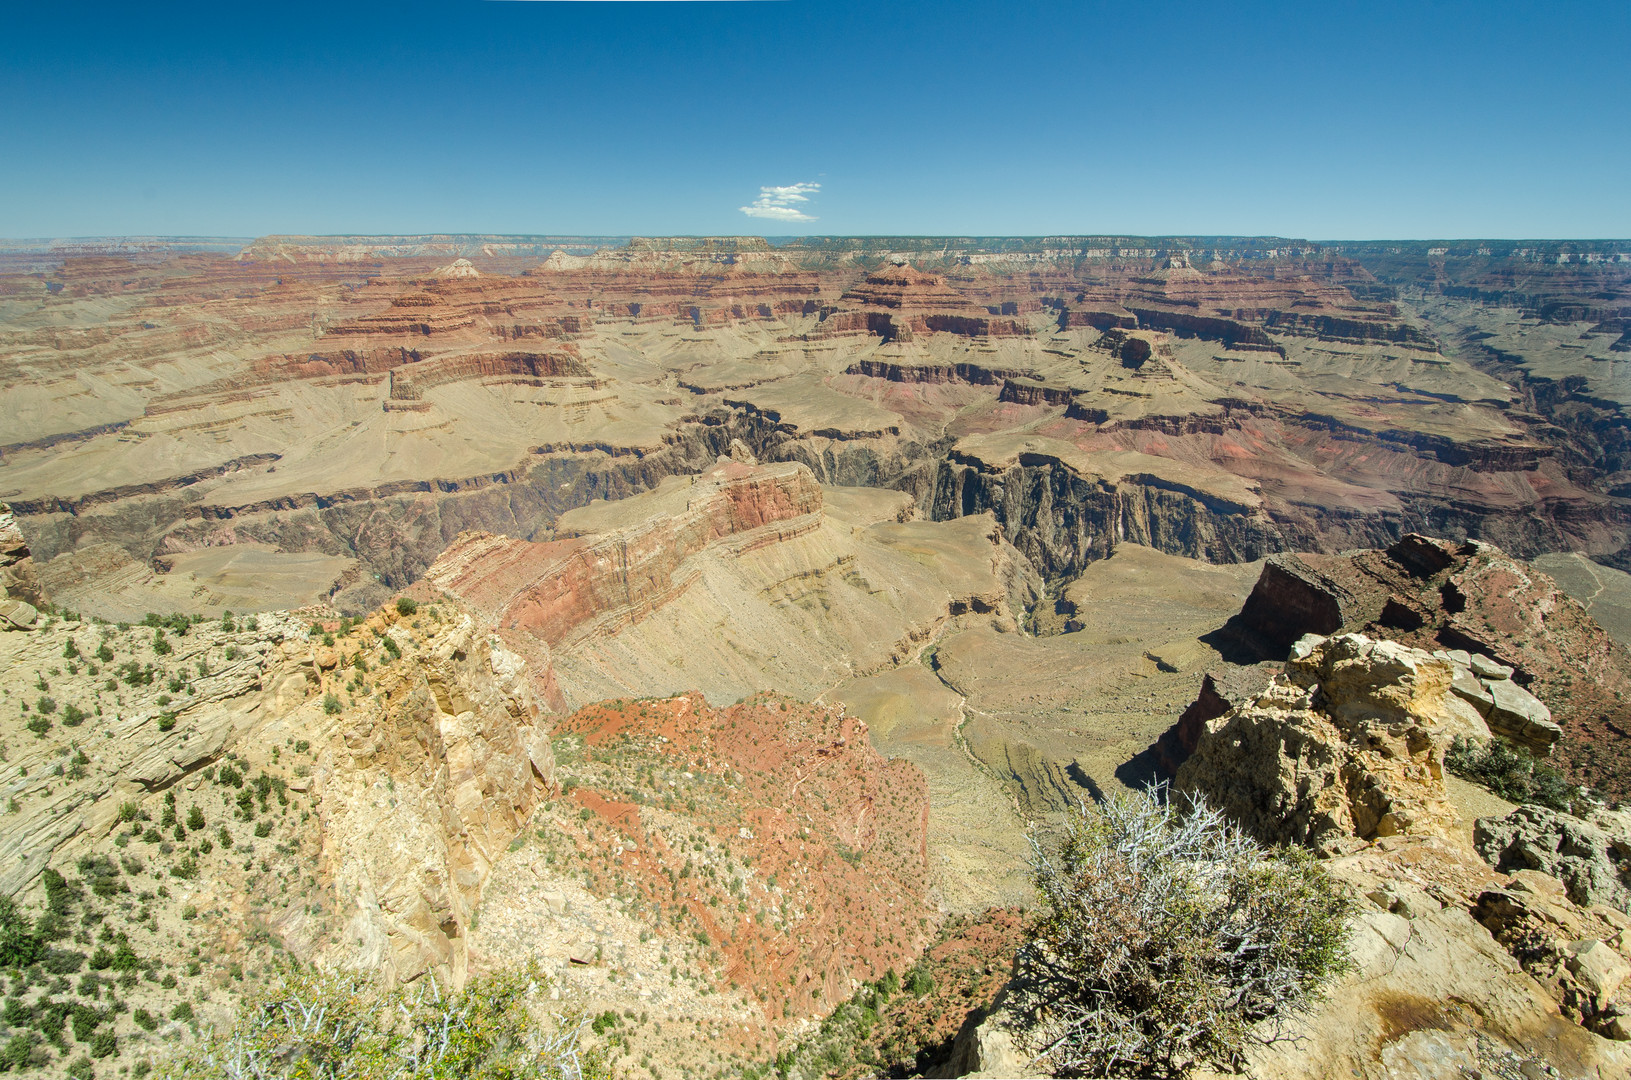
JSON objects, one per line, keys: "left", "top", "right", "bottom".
{"left": 739, "top": 182, "right": 820, "bottom": 222}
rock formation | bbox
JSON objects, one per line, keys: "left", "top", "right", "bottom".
{"left": 1175, "top": 633, "right": 1479, "bottom": 853}
{"left": 311, "top": 607, "right": 556, "bottom": 986}
{"left": 1474, "top": 805, "right": 1631, "bottom": 912}
{"left": 1223, "top": 533, "right": 1631, "bottom": 796}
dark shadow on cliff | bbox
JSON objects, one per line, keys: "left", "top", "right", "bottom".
{"left": 1198, "top": 613, "right": 1283, "bottom": 666}
{"left": 1064, "top": 761, "right": 1107, "bottom": 805}
{"left": 1115, "top": 742, "right": 1171, "bottom": 792}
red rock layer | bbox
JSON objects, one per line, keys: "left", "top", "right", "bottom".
{"left": 425, "top": 461, "right": 824, "bottom": 693}
{"left": 387, "top": 349, "right": 591, "bottom": 400}
{"left": 552, "top": 691, "right": 933, "bottom": 1020}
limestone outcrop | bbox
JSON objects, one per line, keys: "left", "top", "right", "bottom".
{"left": 312, "top": 607, "right": 555, "bottom": 986}
{"left": 1472, "top": 866, "right": 1631, "bottom": 1038}
{"left": 1223, "top": 534, "right": 1631, "bottom": 796}
{"left": 1175, "top": 633, "right": 1484, "bottom": 853}
{"left": 0, "top": 507, "right": 40, "bottom": 610}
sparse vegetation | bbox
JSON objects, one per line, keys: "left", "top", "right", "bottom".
{"left": 158, "top": 963, "right": 605, "bottom": 1080}
{"left": 1446, "top": 736, "right": 1580, "bottom": 813}
{"left": 1011, "top": 789, "right": 1354, "bottom": 1077}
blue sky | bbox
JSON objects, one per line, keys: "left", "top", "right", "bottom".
{"left": 2, "top": 0, "right": 1627, "bottom": 239}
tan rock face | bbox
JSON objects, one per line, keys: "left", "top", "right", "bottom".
{"left": 1176, "top": 633, "right": 1471, "bottom": 853}
{"left": 312, "top": 610, "right": 554, "bottom": 987}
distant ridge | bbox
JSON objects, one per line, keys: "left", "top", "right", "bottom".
{"left": 0, "top": 234, "right": 1626, "bottom": 264}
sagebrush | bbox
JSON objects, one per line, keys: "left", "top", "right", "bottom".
{"left": 1011, "top": 789, "right": 1353, "bottom": 1077}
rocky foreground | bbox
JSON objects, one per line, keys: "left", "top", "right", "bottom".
{"left": 0, "top": 597, "right": 936, "bottom": 1079}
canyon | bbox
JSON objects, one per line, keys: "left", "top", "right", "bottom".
{"left": 5, "top": 234, "right": 1631, "bottom": 1080}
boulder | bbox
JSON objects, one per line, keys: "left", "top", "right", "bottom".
{"left": 1485, "top": 678, "right": 1563, "bottom": 752}
{"left": 1473, "top": 805, "right": 1631, "bottom": 912}
{"left": 1567, "top": 939, "right": 1631, "bottom": 1011}
{"left": 1176, "top": 633, "right": 1469, "bottom": 853}
{"left": 0, "top": 598, "right": 36, "bottom": 630}
{"left": 1471, "top": 653, "right": 1515, "bottom": 680}
{"left": 941, "top": 1011, "right": 1038, "bottom": 1079}
{"left": 1447, "top": 664, "right": 1495, "bottom": 717}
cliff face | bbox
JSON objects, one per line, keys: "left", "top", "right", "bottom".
{"left": 311, "top": 608, "right": 556, "bottom": 986}
{"left": 927, "top": 452, "right": 1282, "bottom": 578}
{"left": 424, "top": 460, "right": 825, "bottom": 698}
{"left": 8, "top": 243, "right": 1631, "bottom": 627}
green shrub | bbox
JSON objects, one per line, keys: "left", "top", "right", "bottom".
{"left": 1011, "top": 789, "right": 1353, "bottom": 1077}
{"left": 71, "top": 1004, "right": 101, "bottom": 1041}
{"left": 63, "top": 640, "right": 79, "bottom": 659}
{"left": 394, "top": 597, "right": 418, "bottom": 617}
{"left": 253, "top": 821, "right": 272, "bottom": 839}
{"left": 132, "top": 1008, "right": 157, "bottom": 1031}
{"left": 42, "top": 868, "right": 80, "bottom": 915}
{"left": 902, "top": 967, "right": 934, "bottom": 997}
{"left": 1446, "top": 736, "right": 1577, "bottom": 812}
{"left": 187, "top": 806, "right": 205, "bottom": 831}
{"left": 168, "top": 1002, "right": 193, "bottom": 1023}
{"left": 157, "top": 964, "right": 603, "bottom": 1080}
{"left": 62, "top": 703, "right": 86, "bottom": 727}
{"left": 323, "top": 694, "right": 341, "bottom": 715}
{"left": 41, "top": 950, "right": 86, "bottom": 975}
{"left": 1, "top": 1033, "right": 40, "bottom": 1072}
{"left": 88, "top": 1030, "right": 116, "bottom": 1059}
{"left": 0, "top": 897, "right": 44, "bottom": 968}
{"left": 35, "top": 696, "right": 56, "bottom": 714}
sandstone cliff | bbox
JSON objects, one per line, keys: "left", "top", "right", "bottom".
{"left": 310, "top": 608, "right": 556, "bottom": 986}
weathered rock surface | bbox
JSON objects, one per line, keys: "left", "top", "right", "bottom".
{"left": 1475, "top": 805, "right": 1631, "bottom": 912}
{"left": 1221, "top": 533, "right": 1631, "bottom": 796}
{"left": 1175, "top": 633, "right": 1477, "bottom": 853}
{"left": 311, "top": 608, "right": 555, "bottom": 986}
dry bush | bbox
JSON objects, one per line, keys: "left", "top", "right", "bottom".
{"left": 1012, "top": 789, "right": 1353, "bottom": 1077}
